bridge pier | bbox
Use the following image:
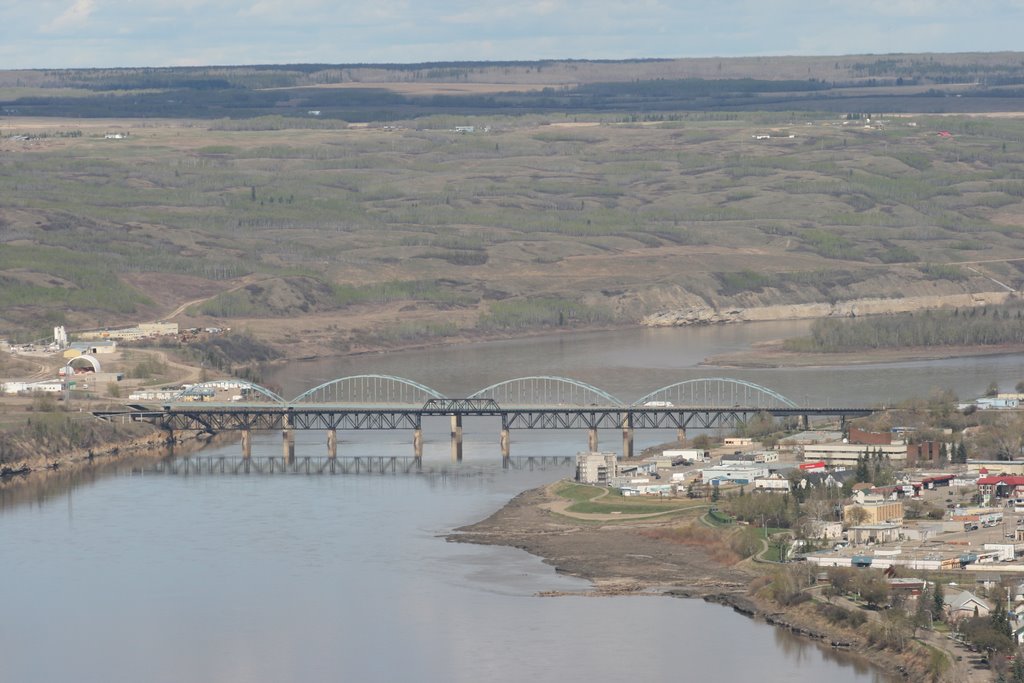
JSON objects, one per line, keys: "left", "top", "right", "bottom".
{"left": 241, "top": 430, "right": 251, "bottom": 459}
{"left": 588, "top": 427, "right": 599, "bottom": 452}
{"left": 677, "top": 428, "right": 686, "bottom": 445}
{"left": 622, "top": 412, "right": 634, "bottom": 459}
{"left": 282, "top": 429, "right": 294, "bottom": 462}
{"left": 450, "top": 415, "right": 463, "bottom": 462}
{"left": 413, "top": 428, "right": 423, "bottom": 460}
{"left": 500, "top": 428, "right": 510, "bottom": 458}
{"left": 283, "top": 412, "right": 294, "bottom": 462}
{"left": 327, "top": 429, "right": 337, "bottom": 459}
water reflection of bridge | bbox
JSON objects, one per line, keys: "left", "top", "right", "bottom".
{"left": 130, "top": 455, "right": 574, "bottom": 476}
{"left": 97, "top": 375, "right": 873, "bottom": 460}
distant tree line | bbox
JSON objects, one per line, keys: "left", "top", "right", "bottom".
{"left": 784, "top": 305, "right": 1024, "bottom": 352}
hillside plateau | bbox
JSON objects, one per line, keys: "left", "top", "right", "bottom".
{"left": 2, "top": 54, "right": 1024, "bottom": 357}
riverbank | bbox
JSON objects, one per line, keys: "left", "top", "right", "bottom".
{"left": 449, "top": 482, "right": 954, "bottom": 682}
{"left": 703, "top": 338, "right": 1024, "bottom": 368}
{"left": 0, "top": 421, "right": 205, "bottom": 489}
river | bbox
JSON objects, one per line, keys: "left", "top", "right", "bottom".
{"left": 5, "top": 320, "right": 1019, "bottom": 682}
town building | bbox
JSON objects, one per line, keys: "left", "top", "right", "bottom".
{"left": 662, "top": 449, "right": 708, "bottom": 463}
{"left": 754, "top": 473, "right": 791, "bottom": 492}
{"left": 843, "top": 496, "right": 904, "bottom": 525}
{"left": 802, "top": 441, "right": 908, "bottom": 467}
{"left": 978, "top": 476, "right": 1024, "bottom": 501}
{"left": 700, "top": 464, "right": 769, "bottom": 485}
{"left": 79, "top": 321, "right": 179, "bottom": 342}
{"left": 575, "top": 452, "right": 618, "bottom": 485}
{"left": 906, "top": 441, "right": 948, "bottom": 466}
{"left": 847, "top": 522, "right": 902, "bottom": 545}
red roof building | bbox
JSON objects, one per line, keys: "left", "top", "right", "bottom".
{"left": 978, "top": 475, "right": 1024, "bottom": 499}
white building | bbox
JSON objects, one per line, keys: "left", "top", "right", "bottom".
{"left": 802, "top": 441, "right": 908, "bottom": 466}
{"left": 701, "top": 464, "right": 769, "bottom": 484}
{"left": 754, "top": 473, "right": 791, "bottom": 492}
{"left": 662, "top": 449, "right": 708, "bottom": 463}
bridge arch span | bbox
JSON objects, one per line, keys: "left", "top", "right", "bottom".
{"left": 291, "top": 374, "right": 446, "bottom": 405}
{"left": 172, "top": 380, "right": 286, "bottom": 404}
{"left": 632, "top": 377, "right": 799, "bottom": 409}
{"left": 468, "top": 376, "right": 623, "bottom": 408}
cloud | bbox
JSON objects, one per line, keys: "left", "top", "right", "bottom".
{"left": 42, "top": 0, "right": 98, "bottom": 33}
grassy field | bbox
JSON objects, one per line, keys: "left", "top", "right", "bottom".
{"left": 3, "top": 58, "right": 1024, "bottom": 352}
{"left": 554, "top": 481, "right": 702, "bottom": 514}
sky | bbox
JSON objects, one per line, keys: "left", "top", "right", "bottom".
{"left": 2, "top": 1, "right": 1024, "bottom": 69}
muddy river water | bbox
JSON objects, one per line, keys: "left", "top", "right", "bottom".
{"left": 6, "top": 321, "right": 1019, "bottom": 682}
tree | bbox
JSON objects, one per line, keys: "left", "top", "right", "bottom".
{"left": 856, "top": 451, "right": 870, "bottom": 482}
{"left": 845, "top": 505, "right": 870, "bottom": 527}
{"left": 987, "top": 381, "right": 1000, "bottom": 397}
{"left": 855, "top": 570, "right": 891, "bottom": 607}
{"left": 914, "top": 589, "right": 931, "bottom": 630}
{"left": 990, "top": 594, "right": 1013, "bottom": 641}
{"left": 933, "top": 581, "right": 945, "bottom": 623}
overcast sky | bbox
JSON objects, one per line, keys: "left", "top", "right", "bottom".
{"left": 2, "top": 1, "right": 1023, "bottom": 69}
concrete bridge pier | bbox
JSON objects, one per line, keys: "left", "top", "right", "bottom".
{"left": 241, "top": 430, "right": 252, "bottom": 459}
{"left": 413, "top": 428, "right": 423, "bottom": 460}
{"left": 450, "top": 415, "right": 463, "bottom": 462}
{"left": 620, "top": 412, "right": 634, "bottom": 459}
{"left": 801, "top": 414, "right": 810, "bottom": 430}
{"left": 500, "top": 428, "right": 510, "bottom": 459}
{"left": 588, "top": 427, "right": 599, "bottom": 452}
{"left": 327, "top": 429, "right": 337, "bottom": 459}
{"left": 282, "top": 429, "right": 295, "bottom": 461}
{"left": 677, "top": 428, "right": 686, "bottom": 445}
{"left": 283, "top": 413, "right": 295, "bottom": 462}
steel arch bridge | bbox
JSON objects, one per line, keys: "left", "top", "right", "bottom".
{"left": 468, "top": 376, "right": 624, "bottom": 408}
{"left": 632, "top": 377, "right": 799, "bottom": 410}
{"left": 291, "top": 374, "right": 446, "bottom": 405}
{"left": 172, "top": 380, "right": 286, "bottom": 404}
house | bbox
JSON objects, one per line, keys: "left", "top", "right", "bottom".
{"left": 944, "top": 590, "right": 992, "bottom": 621}
{"left": 802, "top": 470, "right": 855, "bottom": 490}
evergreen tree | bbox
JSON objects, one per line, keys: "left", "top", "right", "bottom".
{"left": 957, "top": 441, "right": 968, "bottom": 464}
{"left": 933, "top": 581, "right": 945, "bottom": 622}
{"left": 856, "top": 451, "right": 870, "bottom": 482}
{"left": 990, "top": 596, "right": 1013, "bottom": 640}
